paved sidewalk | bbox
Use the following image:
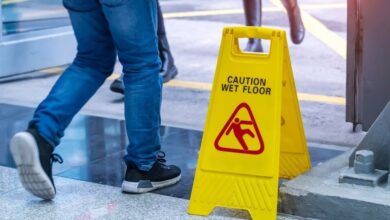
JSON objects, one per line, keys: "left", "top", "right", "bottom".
{"left": 0, "top": 18, "right": 364, "bottom": 147}
{"left": 0, "top": 166, "right": 310, "bottom": 220}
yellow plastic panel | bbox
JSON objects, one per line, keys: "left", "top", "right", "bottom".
{"left": 188, "top": 27, "right": 284, "bottom": 220}
{"left": 279, "top": 38, "right": 311, "bottom": 179}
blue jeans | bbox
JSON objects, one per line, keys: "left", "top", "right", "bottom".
{"left": 29, "top": 0, "right": 162, "bottom": 171}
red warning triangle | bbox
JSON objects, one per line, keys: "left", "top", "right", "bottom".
{"left": 214, "top": 102, "right": 265, "bottom": 155}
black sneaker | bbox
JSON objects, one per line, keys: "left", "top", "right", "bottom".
{"left": 122, "top": 152, "right": 181, "bottom": 193}
{"left": 10, "top": 128, "right": 63, "bottom": 200}
{"left": 160, "top": 64, "right": 178, "bottom": 83}
{"left": 110, "top": 78, "right": 125, "bottom": 95}
{"left": 159, "top": 35, "right": 178, "bottom": 83}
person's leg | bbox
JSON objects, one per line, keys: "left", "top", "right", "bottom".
{"left": 109, "top": 0, "right": 177, "bottom": 94}
{"left": 100, "top": 0, "right": 180, "bottom": 193}
{"left": 101, "top": 0, "right": 161, "bottom": 170}
{"left": 243, "top": 0, "right": 263, "bottom": 52}
{"left": 10, "top": 0, "right": 116, "bottom": 199}
{"left": 281, "top": 0, "right": 305, "bottom": 44}
{"left": 157, "top": 0, "right": 178, "bottom": 82}
{"left": 29, "top": 3, "right": 116, "bottom": 146}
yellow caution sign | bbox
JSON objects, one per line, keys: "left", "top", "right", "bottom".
{"left": 188, "top": 27, "right": 311, "bottom": 220}
{"left": 279, "top": 42, "right": 311, "bottom": 179}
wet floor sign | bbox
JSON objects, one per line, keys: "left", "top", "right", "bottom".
{"left": 188, "top": 27, "right": 311, "bottom": 220}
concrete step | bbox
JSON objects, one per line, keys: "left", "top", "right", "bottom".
{"left": 278, "top": 150, "right": 390, "bottom": 220}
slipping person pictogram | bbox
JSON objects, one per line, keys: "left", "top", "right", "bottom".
{"left": 215, "top": 103, "right": 265, "bottom": 154}
{"left": 226, "top": 117, "right": 255, "bottom": 151}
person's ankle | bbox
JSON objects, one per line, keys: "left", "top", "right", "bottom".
{"left": 27, "top": 125, "right": 54, "bottom": 152}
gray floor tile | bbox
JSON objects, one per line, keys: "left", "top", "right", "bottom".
{"left": 0, "top": 169, "right": 250, "bottom": 220}
{"left": 0, "top": 166, "right": 22, "bottom": 194}
{"left": 0, "top": 169, "right": 308, "bottom": 220}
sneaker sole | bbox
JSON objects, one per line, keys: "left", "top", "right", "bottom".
{"left": 10, "top": 132, "right": 55, "bottom": 200}
{"left": 121, "top": 174, "right": 181, "bottom": 193}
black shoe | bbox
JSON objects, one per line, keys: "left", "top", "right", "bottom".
{"left": 110, "top": 78, "right": 124, "bottom": 95}
{"left": 10, "top": 127, "right": 63, "bottom": 200}
{"left": 122, "top": 152, "right": 181, "bottom": 193}
{"left": 160, "top": 62, "right": 178, "bottom": 83}
{"left": 159, "top": 35, "right": 178, "bottom": 83}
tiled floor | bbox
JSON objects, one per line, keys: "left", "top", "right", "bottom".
{"left": 1, "top": 166, "right": 254, "bottom": 220}
{"left": 0, "top": 103, "right": 346, "bottom": 200}
{"left": 0, "top": 103, "right": 346, "bottom": 219}
{"left": 0, "top": 103, "right": 202, "bottom": 199}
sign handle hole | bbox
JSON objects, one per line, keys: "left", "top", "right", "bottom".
{"left": 237, "top": 38, "right": 271, "bottom": 55}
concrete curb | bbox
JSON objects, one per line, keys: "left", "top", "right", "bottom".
{"left": 278, "top": 149, "right": 390, "bottom": 220}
